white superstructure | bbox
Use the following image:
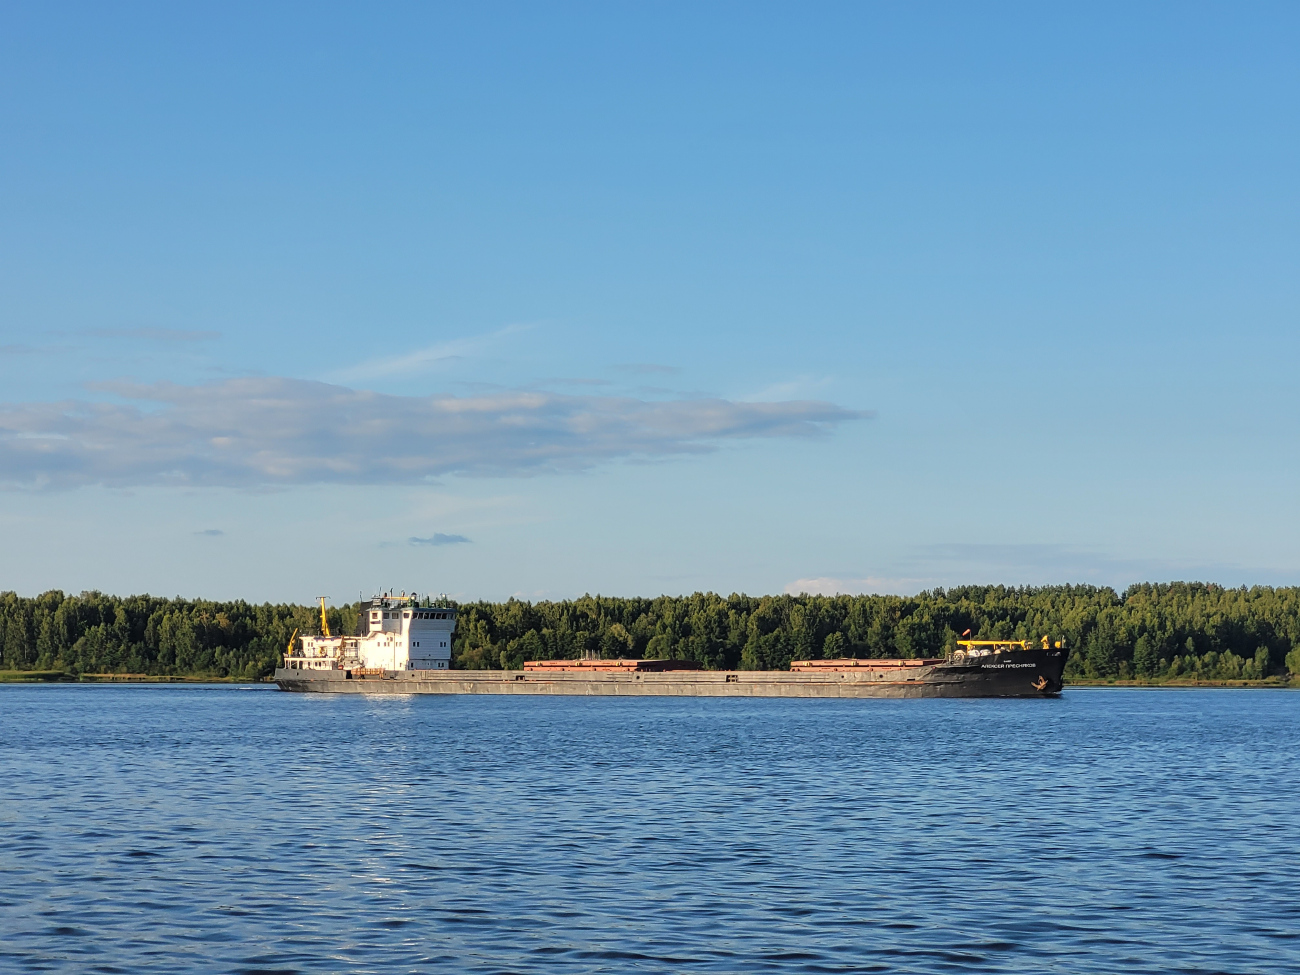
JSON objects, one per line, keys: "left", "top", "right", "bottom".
{"left": 283, "top": 592, "right": 457, "bottom": 673}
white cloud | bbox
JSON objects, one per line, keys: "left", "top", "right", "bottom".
{"left": 0, "top": 376, "right": 867, "bottom": 489}
{"left": 742, "top": 374, "right": 836, "bottom": 403}
{"left": 333, "top": 323, "right": 534, "bottom": 383}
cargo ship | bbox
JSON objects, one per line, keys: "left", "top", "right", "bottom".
{"left": 275, "top": 593, "right": 1068, "bottom": 698}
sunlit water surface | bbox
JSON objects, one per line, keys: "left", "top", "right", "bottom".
{"left": 2, "top": 685, "right": 1298, "bottom": 973}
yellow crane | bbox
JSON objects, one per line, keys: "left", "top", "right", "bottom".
{"left": 285, "top": 627, "right": 298, "bottom": 658}
{"left": 954, "top": 636, "right": 1064, "bottom": 652}
{"left": 317, "top": 597, "right": 331, "bottom": 637}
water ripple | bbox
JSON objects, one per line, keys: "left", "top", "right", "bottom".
{"left": 1, "top": 686, "right": 1299, "bottom": 973}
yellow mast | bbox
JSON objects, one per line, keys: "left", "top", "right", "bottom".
{"left": 318, "top": 597, "right": 331, "bottom": 637}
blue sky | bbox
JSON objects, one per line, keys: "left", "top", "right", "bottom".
{"left": 2, "top": 2, "right": 1298, "bottom": 602}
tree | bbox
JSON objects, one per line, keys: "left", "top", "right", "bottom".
{"left": 822, "top": 632, "right": 846, "bottom": 659}
{"left": 1133, "top": 634, "right": 1158, "bottom": 678}
{"left": 4, "top": 611, "right": 32, "bottom": 668}
{"left": 1286, "top": 647, "right": 1300, "bottom": 677}
{"left": 1, "top": 582, "right": 1299, "bottom": 681}
{"left": 601, "top": 623, "right": 633, "bottom": 658}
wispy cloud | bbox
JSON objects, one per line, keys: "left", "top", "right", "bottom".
{"left": 80, "top": 327, "right": 221, "bottom": 343}
{"left": 914, "top": 543, "right": 1124, "bottom": 579}
{"left": 743, "top": 374, "right": 835, "bottom": 402}
{"left": 0, "top": 376, "right": 868, "bottom": 489}
{"left": 612, "top": 363, "right": 681, "bottom": 376}
{"left": 410, "top": 533, "right": 471, "bottom": 546}
{"left": 335, "top": 323, "right": 534, "bottom": 383}
{"left": 529, "top": 377, "right": 613, "bottom": 389}
{"left": 1, "top": 329, "right": 219, "bottom": 362}
{"left": 194, "top": 528, "right": 225, "bottom": 537}
{"left": 907, "top": 543, "right": 1274, "bottom": 588}
{"left": 787, "top": 544, "right": 1300, "bottom": 596}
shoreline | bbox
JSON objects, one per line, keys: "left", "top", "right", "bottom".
{"left": 4, "top": 670, "right": 1297, "bottom": 690}
{"left": 0, "top": 671, "right": 252, "bottom": 684}
{"left": 1065, "top": 677, "right": 1298, "bottom": 689}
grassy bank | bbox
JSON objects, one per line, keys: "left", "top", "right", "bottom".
{"left": 1065, "top": 676, "right": 1299, "bottom": 689}
{"left": 0, "top": 671, "right": 250, "bottom": 683}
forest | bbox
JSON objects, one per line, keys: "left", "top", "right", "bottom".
{"left": 3, "top": 583, "right": 1300, "bottom": 681}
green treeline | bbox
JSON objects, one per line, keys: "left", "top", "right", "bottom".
{"left": 455, "top": 583, "right": 1300, "bottom": 680}
{"left": 0, "top": 591, "right": 357, "bottom": 679}
{"left": 4, "top": 583, "right": 1300, "bottom": 681}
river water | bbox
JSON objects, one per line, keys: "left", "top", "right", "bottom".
{"left": 1, "top": 685, "right": 1297, "bottom": 974}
